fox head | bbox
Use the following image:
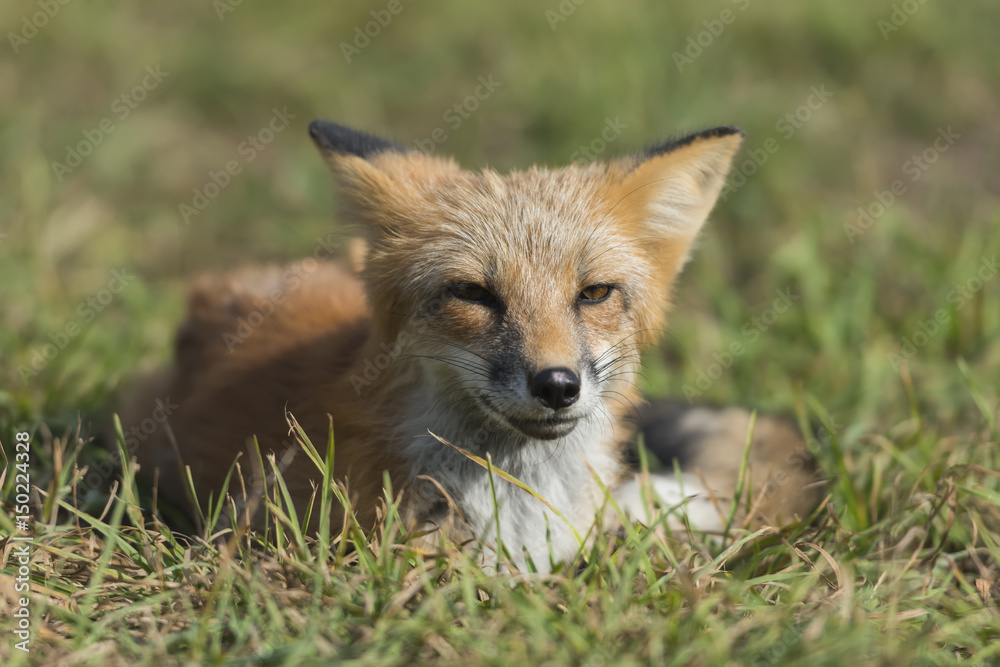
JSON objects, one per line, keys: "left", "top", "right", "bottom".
{"left": 310, "top": 120, "right": 741, "bottom": 444}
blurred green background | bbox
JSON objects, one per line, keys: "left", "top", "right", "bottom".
{"left": 1, "top": 0, "right": 998, "bottom": 450}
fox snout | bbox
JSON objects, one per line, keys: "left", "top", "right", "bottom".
{"left": 484, "top": 356, "right": 603, "bottom": 441}
{"left": 529, "top": 367, "right": 581, "bottom": 410}
{"left": 508, "top": 365, "right": 586, "bottom": 439}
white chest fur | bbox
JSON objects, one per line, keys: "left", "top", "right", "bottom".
{"left": 403, "top": 413, "right": 621, "bottom": 573}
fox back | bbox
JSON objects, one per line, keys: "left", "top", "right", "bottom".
{"left": 125, "top": 121, "right": 817, "bottom": 572}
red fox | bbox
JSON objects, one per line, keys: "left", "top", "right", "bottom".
{"left": 124, "top": 121, "right": 820, "bottom": 571}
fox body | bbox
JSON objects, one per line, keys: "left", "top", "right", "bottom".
{"left": 126, "top": 121, "right": 818, "bottom": 571}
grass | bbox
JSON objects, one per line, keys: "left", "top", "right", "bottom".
{"left": 2, "top": 0, "right": 999, "bottom": 664}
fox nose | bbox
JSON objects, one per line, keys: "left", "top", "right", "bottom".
{"left": 530, "top": 367, "right": 581, "bottom": 409}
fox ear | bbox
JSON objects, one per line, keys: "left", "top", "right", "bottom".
{"left": 308, "top": 120, "right": 406, "bottom": 161}
{"left": 308, "top": 120, "right": 458, "bottom": 236}
{"left": 618, "top": 126, "right": 744, "bottom": 243}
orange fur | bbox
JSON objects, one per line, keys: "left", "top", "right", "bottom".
{"left": 124, "top": 122, "right": 747, "bottom": 568}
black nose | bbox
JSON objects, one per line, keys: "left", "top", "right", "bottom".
{"left": 530, "top": 367, "right": 581, "bottom": 409}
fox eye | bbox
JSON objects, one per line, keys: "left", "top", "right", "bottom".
{"left": 578, "top": 284, "right": 613, "bottom": 303}
{"left": 450, "top": 283, "right": 495, "bottom": 304}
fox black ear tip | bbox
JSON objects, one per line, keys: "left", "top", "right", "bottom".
{"left": 707, "top": 125, "right": 745, "bottom": 139}
{"left": 643, "top": 125, "right": 745, "bottom": 159}
{"left": 307, "top": 120, "right": 405, "bottom": 158}
{"left": 307, "top": 119, "right": 338, "bottom": 146}
{"left": 688, "top": 125, "right": 745, "bottom": 141}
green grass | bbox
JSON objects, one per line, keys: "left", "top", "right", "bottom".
{"left": 2, "top": 0, "right": 999, "bottom": 664}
